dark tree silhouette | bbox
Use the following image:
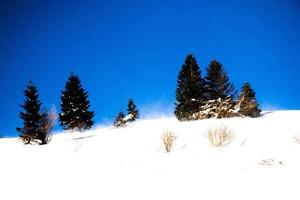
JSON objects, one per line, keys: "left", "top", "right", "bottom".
{"left": 205, "top": 60, "right": 236, "bottom": 100}
{"left": 17, "top": 81, "right": 43, "bottom": 144}
{"left": 238, "top": 82, "right": 261, "bottom": 117}
{"left": 127, "top": 99, "right": 139, "bottom": 122}
{"left": 175, "top": 54, "right": 205, "bottom": 121}
{"left": 59, "top": 73, "right": 94, "bottom": 131}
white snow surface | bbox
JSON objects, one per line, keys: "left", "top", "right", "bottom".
{"left": 1, "top": 110, "right": 300, "bottom": 200}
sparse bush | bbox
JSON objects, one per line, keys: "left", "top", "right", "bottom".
{"left": 206, "top": 125, "right": 233, "bottom": 147}
{"left": 258, "top": 159, "right": 284, "bottom": 166}
{"left": 40, "top": 107, "right": 58, "bottom": 145}
{"left": 294, "top": 135, "right": 300, "bottom": 144}
{"left": 161, "top": 130, "right": 177, "bottom": 153}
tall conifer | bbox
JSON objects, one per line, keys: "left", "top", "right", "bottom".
{"left": 175, "top": 54, "right": 205, "bottom": 121}
{"left": 59, "top": 73, "right": 94, "bottom": 131}
{"left": 205, "top": 60, "right": 236, "bottom": 100}
{"left": 17, "top": 81, "right": 43, "bottom": 144}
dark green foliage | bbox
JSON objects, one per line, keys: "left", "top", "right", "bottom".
{"left": 127, "top": 99, "right": 139, "bottom": 122}
{"left": 113, "top": 112, "right": 126, "bottom": 127}
{"left": 17, "top": 81, "right": 43, "bottom": 144}
{"left": 175, "top": 54, "right": 205, "bottom": 121}
{"left": 205, "top": 60, "right": 236, "bottom": 100}
{"left": 59, "top": 73, "right": 94, "bottom": 131}
{"left": 238, "top": 82, "right": 261, "bottom": 117}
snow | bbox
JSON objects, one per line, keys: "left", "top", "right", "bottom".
{"left": 123, "top": 113, "right": 133, "bottom": 121}
{"left": 1, "top": 110, "right": 300, "bottom": 200}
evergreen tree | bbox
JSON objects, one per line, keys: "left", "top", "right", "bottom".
{"left": 175, "top": 54, "right": 205, "bottom": 121}
{"left": 127, "top": 99, "right": 139, "bottom": 122}
{"left": 17, "top": 81, "right": 43, "bottom": 144}
{"left": 113, "top": 112, "right": 126, "bottom": 127}
{"left": 205, "top": 60, "right": 236, "bottom": 100}
{"left": 59, "top": 73, "right": 94, "bottom": 131}
{"left": 238, "top": 82, "right": 261, "bottom": 117}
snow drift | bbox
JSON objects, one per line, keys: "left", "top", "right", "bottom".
{"left": 0, "top": 110, "right": 300, "bottom": 200}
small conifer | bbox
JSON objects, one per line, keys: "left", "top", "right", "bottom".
{"left": 127, "top": 99, "right": 139, "bottom": 122}
{"left": 113, "top": 112, "right": 126, "bottom": 127}
{"left": 238, "top": 82, "right": 261, "bottom": 117}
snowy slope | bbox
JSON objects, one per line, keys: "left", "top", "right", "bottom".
{"left": 1, "top": 111, "right": 300, "bottom": 200}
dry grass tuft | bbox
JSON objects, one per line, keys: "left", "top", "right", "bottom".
{"left": 206, "top": 125, "right": 234, "bottom": 147}
{"left": 161, "top": 130, "right": 177, "bottom": 153}
{"left": 258, "top": 159, "right": 284, "bottom": 166}
{"left": 294, "top": 135, "right": 300, "bottom": 144}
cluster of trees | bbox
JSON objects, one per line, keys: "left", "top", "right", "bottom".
{"left": 175, "top": 54, "right": 261, "bottom": 121}
{"left": 16, "top": 54, "right": 261, "bottom": 144}
{"left": 17, "top": 73, "right": 94, "bottom": 144}
{"left": 113, "top": 99, "right": 139, "bottom": 128}
{"left": 16, "top": 82, "right": 57, "bottom": 145}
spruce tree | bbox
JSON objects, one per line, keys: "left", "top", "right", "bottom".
{"left": 205, "top": 60, "right": 236, "bottom": 100}
{"left": 17, "top": 81, "right": 43, "bottom": 144}
{"left": 113, "top": 112, "right": 126, "bottom": 127}
{"left": 175, "top": 54, "right": 205, "bottom": 121}
{"left": 238, "top": 82, "right": 261, "bottom": 117}
{"left": 59, "top": 73, "right": 94, "bottom": 131}
{"left": 127, "top": 99, "right": 139, "bottom": 122}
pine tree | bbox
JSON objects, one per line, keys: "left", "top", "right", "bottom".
{"left": 127, "top": 99, "right": 139, "bottom": 122}
{"left": 17, "top": 81, "right": 43, "bottom": 144}
{"left": 59, "top": 73, "right": 94, "bottom": 131}
{"left": 238, "top": 82, "right": 261, "bottom": 117}
{"left": 175, "top": 54, "right": 205, "bottom": 121}
{"left": 113, "top": 112, "right": 126, "bottom": 127}
{"left": 205, "top": 60, "right": 236, "bottom": 100}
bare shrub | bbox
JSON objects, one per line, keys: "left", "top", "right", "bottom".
{"left": 206, "top": 125, "right": 234, "bottom": 147}
{"left": 40, "top": 106, "right": 58, "bottom": 145}
{"left": 161, "top": 130, "right": 177, "bottom": 153}
{"left": 258, "top": 159, "right": 284, "bottom": 166}
{"left": 294, "top": 135, "right": 300, "bottom": 144}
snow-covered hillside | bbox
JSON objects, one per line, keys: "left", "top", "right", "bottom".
{"left": 1, "top": 111, "right": 300, "bottom": 200}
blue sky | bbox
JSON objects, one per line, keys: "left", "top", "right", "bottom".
{"left": 0, "top": 0, "right": 300, "bottom": 137}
